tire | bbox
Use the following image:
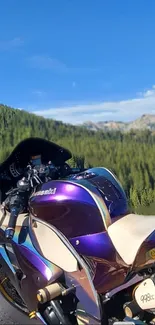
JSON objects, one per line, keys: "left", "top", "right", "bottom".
{"left": 0, "top": 265, "right": 29, "bottom": 315}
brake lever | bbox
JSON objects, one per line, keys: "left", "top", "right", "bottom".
{"left": 6, "top": 187, "right": 18, "bottom": 196}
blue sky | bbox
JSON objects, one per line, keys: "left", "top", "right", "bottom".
{"left": 1, "top": 0, "right": 155, "bottom": 124}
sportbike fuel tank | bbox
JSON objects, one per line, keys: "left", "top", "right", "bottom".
{"left": 29, "top": 178, "right": 111, "bottom": 239}
{"left": 29, "top": 167, "right": 128, "bottom": 239}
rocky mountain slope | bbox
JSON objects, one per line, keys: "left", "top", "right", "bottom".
{"left": 82, "top": 114, "right": 155, "bottom": 132}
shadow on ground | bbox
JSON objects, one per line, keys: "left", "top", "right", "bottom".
{"left": 0, "top": 294, "right": 41, "bottom": 325}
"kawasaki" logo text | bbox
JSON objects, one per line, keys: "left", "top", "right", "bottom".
{"left": 31, "top": 188, "right": 57, "bottom": 197}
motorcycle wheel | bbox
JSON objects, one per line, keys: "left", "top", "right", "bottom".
{"left": 0, "top": 265, "right": 29, "bottom": 315}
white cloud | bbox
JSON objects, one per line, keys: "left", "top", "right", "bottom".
{"left": 16, "top": 85, "right": 155, "bottom": 125}
{"left": 0, "top": 37, "right": 23, "bottom": 51}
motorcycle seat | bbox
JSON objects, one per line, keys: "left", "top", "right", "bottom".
{"left": 107, "top": 213, "right": 155, "bottom": 265}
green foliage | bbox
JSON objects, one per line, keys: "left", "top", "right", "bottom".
{"left": 1, "top": 104, "right": 155, "bottom": 213}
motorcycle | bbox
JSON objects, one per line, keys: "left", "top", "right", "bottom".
{"left": 0, "top": 137, "right": 155, "bottom": 325}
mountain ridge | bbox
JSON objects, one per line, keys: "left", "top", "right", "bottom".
{"left": 1, "top": 103, "right": 155, "bottom": 132}
{"left": 81, "top": 114, "right": 155, "bottom": 132}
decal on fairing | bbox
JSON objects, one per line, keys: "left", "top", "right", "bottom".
{"left": 134, "top": 278, "right": 155, "bottom": 310}
{"left": 31, "top": 187, "right": 57, "bottom": 197}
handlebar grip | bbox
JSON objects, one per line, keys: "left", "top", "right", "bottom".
{"left": 5, "top": 206, "right": 19, "bottom": 239}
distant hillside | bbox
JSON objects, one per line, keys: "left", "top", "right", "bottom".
{"left": 82, "top": 114, "right": 155, "bottom": 132}
{"left": 1, "top": 103, "right": 155, "bottom": 212}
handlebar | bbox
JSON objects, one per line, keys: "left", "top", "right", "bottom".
{"left": 4, "top": 162, "right": 85, "bottom": 240}
{"left": 4, "top": 163, "right": 57, "bottom": 240}
{"left": 5, "top": 206, "right": 20, "bottom": 239}
{"left": 4, "top": 187, "right": 27, "bottom": 240}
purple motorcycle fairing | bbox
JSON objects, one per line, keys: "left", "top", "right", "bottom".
{"left": 70, "top": 232, "right": 128, "bottom": 293}
{"left": 29, "top": 177, "right": 155, "bottom": 295}
{"left": 0, "top": 215, "right": 103, "bottom": 322}
{"left": 14, "top": 221, "right": 103, "bottom": 322}
{"left": 29, "top": 179, "right": 130, "bottom": 294}
{"left": 0, "top": 222, "right": 63, "bottom": 311}
{"left": 70, "top": 230, "right": 155, "bottom": 294}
